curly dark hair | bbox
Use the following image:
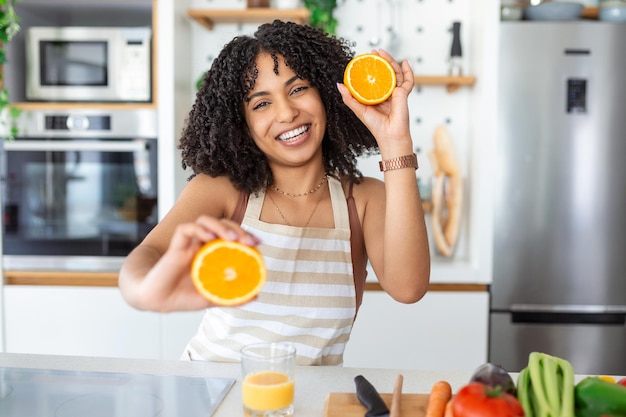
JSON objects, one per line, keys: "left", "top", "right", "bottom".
{"left": 179, "top": 20, "right": 379, "bottom": 194}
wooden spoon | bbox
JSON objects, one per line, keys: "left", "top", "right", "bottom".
{"left": 390, "top": 373, "right": 403, "bottom": 417}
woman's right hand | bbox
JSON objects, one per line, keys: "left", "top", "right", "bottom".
{"left": 166, "top": 215, "right": 260, "bottom": 270}
{"left": 119, "top": 216, "right": 260, "bottom": 312}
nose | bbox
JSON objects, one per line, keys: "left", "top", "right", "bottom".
{"left": 274, "top": 97, "right": 298, "bottom": 123}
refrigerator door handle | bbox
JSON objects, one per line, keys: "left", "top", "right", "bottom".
{"left": 510, "top": 304, "right": 626, "bottom": 325}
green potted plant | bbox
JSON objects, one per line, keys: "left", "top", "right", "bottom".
{"left": 0, "top": 0, "right": 21, "bottom": 141}
{"left": 304, "top": 0, "right": 338, "bottom": 35}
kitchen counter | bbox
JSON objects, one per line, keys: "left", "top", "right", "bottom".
{"left": 2, "top": 268, "right": 488, "bottom": 291}
{"left": 0, "top": 353, "right": 474, "bottom": 416}
{"left": 2, "top": 257, "right": 489, "bottom": 290}
{"left": 1, "top": 353, "right": 623, "bottom": 417}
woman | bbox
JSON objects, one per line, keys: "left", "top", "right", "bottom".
{"left": 119, "top": 20, "right": 430, "bottom": 365}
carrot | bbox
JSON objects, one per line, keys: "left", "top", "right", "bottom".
{"left": 443, "top": 398, "right": 455, "bottom": 417}
{"left": 425, "top": 380, "right": 453, "bottom": 417}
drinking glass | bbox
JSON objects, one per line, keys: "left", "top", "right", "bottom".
{"left": 241, "top": 342, "right": 296, "bottom": 417}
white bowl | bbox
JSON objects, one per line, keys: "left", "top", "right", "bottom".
{"left": 599, "top": 5, "right": 626, "bottom": 21}
{"left": 524, "top": 2, "right": 584, "bottom": 20}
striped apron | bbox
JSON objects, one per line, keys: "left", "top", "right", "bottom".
{"left": 184, "top": 177, "right": 356, "bottom": 365}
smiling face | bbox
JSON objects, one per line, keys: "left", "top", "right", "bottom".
{"left": 243, "top": 52, "right": 327, "bottom": 169}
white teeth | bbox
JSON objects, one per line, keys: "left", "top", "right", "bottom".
{"left": 277, "top": 125, "right": 309, "bottom": 142}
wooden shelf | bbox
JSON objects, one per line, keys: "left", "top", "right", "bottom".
{"left": 414, "top": 75, "right": 476, "bottom": 93}
{"left": 187, "top": 8, "right": 310, "bottom": 30}
{"left": 3, "top": 270, "right": 118, "bottom": 287}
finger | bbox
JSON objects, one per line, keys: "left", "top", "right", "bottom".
{"left": 337, "top": 82, "right": 368, "bottom": 118}
{"left": 375, "top": 48, "right": 398, "bottom": 66}
{"left": 195, "top": 216, "right": 261, "bottom": 246}
{"left": 400, "top": 60, "right": 415, "bottom": 90}
{"left": 219, "top": 218, "right": 262, "bottom": 246}
{"left": 375, "top": 49, "right": 404, "bottom": 85}
{"left": 168, "top": 223, "right": 210, "bottom": 253}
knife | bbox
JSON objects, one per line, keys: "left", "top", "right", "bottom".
{"left": 354, "top": 375, "right": 390, "bottom": 417}
{"left": 449, "top": 21, "right": 463, "bottom": 76}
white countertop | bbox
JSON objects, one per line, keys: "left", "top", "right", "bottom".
{"left": 0, "top": 353, "right": 474, "bottom": 417}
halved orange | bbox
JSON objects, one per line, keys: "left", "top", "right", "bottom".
{"left": 343, "top": 53, "right": 397, "bottom": 105}
{"left": 191, "top": 239, "right": 266, "bottom": 306}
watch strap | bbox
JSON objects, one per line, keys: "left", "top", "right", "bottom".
{"left": 379, "top": 153, "right": 418, "bottom": 172}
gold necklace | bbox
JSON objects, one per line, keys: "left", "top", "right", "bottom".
{"left": 271, "top": 174, "right": 328, "bottom": 197}
{"left": 266, "top": 188, "right": 325, "bottom": 227}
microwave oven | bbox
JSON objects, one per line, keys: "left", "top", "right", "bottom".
{"left": 25, "top": 26, "right": 152, "bottom": 102}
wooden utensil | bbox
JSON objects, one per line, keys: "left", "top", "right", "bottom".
{"left": 390, "top": 374, "right": 403, "bottom": 417}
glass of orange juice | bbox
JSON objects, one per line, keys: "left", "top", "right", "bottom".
{"left": 241, "top": 342, "right": 296, "bottom": 417}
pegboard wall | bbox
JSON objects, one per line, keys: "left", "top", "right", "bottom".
{"left": 186, "top": 0, "right": 478, "bottom": 259}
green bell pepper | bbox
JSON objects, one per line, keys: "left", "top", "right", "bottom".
{"left": 575, "top": 376, "right": 626, "bottom": 417}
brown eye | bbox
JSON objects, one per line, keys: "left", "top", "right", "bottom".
{"left": 290, "top": 86, "right": 308, "bottom": 96}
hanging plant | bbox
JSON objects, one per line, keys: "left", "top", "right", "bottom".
{"left": 0, "top": 0, "right": 21, "bottom": 141}
{"left": 304, "top": 0, "right": 338, "bottom": 35}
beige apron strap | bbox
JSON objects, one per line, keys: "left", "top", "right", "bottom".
{"left": 245, "top": 189, "right": 265, "bottom": 220}
{"left": 328, "top": 176, "right": 349, "bottom": 229}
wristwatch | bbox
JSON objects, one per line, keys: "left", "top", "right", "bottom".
{"left": 379, "top": 153, "right": 418, "bottom": 172}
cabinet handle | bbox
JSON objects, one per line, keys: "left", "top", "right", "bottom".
{"left": 510, "top": 304, "right": 626, "bottom": 325}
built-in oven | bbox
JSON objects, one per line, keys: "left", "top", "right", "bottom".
{"left": 1, "top": 109, "right": 158, "bottom": 270}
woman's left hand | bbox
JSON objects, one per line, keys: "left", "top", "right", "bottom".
{"left": 338, "top": 50, "right": 430, "bottom": 304}
{"left": 337, "top": 48, "right": 414, "bottom": 151}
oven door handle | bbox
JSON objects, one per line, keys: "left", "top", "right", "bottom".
{"left": 3, "top": 140, "right": 148, "bottom": 152}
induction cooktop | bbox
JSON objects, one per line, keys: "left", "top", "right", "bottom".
{"left": 0, "top": 366, "right": 235, "bottom": 417}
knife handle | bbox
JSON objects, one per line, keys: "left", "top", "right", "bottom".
{"left": 450, "top": 21, "right": 462, "bottom": 57}
{"left": 354, "top": 375, "right": 390, "bottom": 417}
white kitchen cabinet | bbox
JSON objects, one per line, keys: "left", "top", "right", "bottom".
{"left": 3, "top": 286, "right": 161, "bottom": 359}
{"left": 160, "top": 310, "right": 206, "bottom": 360}
{"left": 343, "top": 291, "right": 489, "bottom": 371}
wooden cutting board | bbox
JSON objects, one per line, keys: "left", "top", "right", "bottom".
{"left": 324, "top": 392, "right": 430, "bottom": 417}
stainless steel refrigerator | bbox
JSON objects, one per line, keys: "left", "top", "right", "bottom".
{"left": 490, "top": 22, "right": 626, "bottom": 375}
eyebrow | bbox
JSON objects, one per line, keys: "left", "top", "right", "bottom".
{"left": 245, "top": 75, "right": 302, "bottom": 103}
